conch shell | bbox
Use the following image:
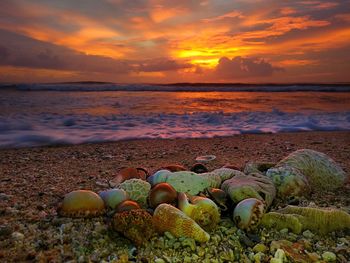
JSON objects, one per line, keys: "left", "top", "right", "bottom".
{"left": 178, "top": 192, "right": 220, "bottom": 231}
{"left": 153, "top": 203, "right": 210, "bottom": 243}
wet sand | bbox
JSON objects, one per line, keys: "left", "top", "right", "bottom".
{"left": 0, "top": 131, "right": 349, "bottom": 261}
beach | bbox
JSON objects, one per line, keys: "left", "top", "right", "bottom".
{"left": 0, "top": 131, "right": 349, "bottom": 262}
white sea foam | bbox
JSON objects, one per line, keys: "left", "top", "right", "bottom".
{"left": 0, "top": 111, "right": 349, "bottom": 148}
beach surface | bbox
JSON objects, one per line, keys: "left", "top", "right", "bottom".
{"left": 0, "top": 131, "right": 349, "bottom": 261}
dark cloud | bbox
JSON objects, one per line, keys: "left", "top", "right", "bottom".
{"left": 215, "top": 56, "right": 284, "bottom": 79}
{"left": 0, "top": 29, "right": 130, "bottom": 73}
{"left": 137, "top": 58, "right": 191, "bottom": 72}
{"left": 0, "top": 29, "right": 190, "bottom": 74}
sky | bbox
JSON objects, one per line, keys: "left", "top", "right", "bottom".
{"left": 0, "top": 0, "right": 350, "bottom": 83}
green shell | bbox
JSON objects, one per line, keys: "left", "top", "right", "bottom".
{"left": 118, "top": 179, "right": 151, "bottom": 207}
{"left": 260, "top": 205, "right": 350, "bottom": 235}
{"left": 266, "top": 166, "right": 310, "bottom": 200}
{"left": 275, "top": 149, "right": 347, "bottom": 191}
{"left": 221, "top": 172, "right": 276, "bottom": 207}
{"left": 166, "top": 171, "right": 211, "bottom": 195}
{"left": 201, "top": 168, "right": 243, "bottom": 188}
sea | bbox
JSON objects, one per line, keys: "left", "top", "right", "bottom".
{"left": 0, "top": 83, "right": 349, "bottom": 148}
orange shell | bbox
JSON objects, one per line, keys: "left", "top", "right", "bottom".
{"left": 110, "top": 167, "right": 149, "bottom": 187}
{"left": 153, "top": 203, "right": 210, "bottom": 243}
{"left": 58, "top": 190, "right": 105, "bottom": 218}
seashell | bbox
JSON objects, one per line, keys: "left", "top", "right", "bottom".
{"left": 191, "top": 163, "right": 208, "bottom": 174}
{"left": 166, "top": 171, "right": 211, "bottom": 195}
{"left": 203, "top": 188, "right": 228, "bottom": 211}
{"left": 147, "top": 169, "right": 172, "bottom": 186}
{"left": 272, "top": 149, "right": 347, "bottom": 191}
{"left": 153, "top": 203, "right": 210, "bottom": 243}
{"left": 58, "top": 190, "right": 105, "bottom": 218}
{"left": 221, "top": 172, "right": 276, "bottom": 207}
{"left": 112, "top": 209, "right": 155, "bottom": 246}
{"left": 109, "top": 167, "right": 149, "bottom": 187}
{"left": 98, "top": 189, "right": 129, "bottom": 209}
{"left": 266, "top": 166, "right": 310, "bottom": 200}
{"left": 178, "top": 192, "right": 220, "bottom": 231}
{"left": 270, "top": 205, "right": 350, "bottom": 235}
{"left": 116, "top": 200, "right": 141, "bottom": 213}
{"left": 201, "top": 168, "right": 242, "bottom": 188}
{"left": 148, "top": 183, "right": 177, "bottom": 209}
{"left": 159, "top": 164, "right": 187, "bottom": 172}
{"left": 233, "top": 198, "right": 265, "bottom": 231}
{"left": 117, "top": 178, "right": 151, "bottom": 208}
{"left": 195, "top": 155, "right": 216, "bottom": 163}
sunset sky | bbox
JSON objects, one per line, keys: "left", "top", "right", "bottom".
{"left": 1, "top": 0, "right": 350, "bottom": 83}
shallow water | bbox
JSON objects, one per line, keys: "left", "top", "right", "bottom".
{"left": 1, "top": 85, "right": 350, "bottom": 148}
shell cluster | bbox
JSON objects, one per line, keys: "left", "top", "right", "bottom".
{"left": 57, "top": 149, "right": 349, "bottom": 246}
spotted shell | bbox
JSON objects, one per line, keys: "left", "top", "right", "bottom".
{"left": 112, "top": 209, "right": 155, "bottom": 246}
{"left": 117, "top": 179, "right": 151, "bottom": 207}
{"left": 233, "top": 198, "right": 265, "bottom": 231}
{"left": 153, "top": 203, "right": 210, "bottom": 243}
{"left": 58, "top": 190, "right": 105, "bottom": 218}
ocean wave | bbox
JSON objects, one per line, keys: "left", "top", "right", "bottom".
{"left": 1, "top": 110, "right": 349, "bottom": 148}
{"left": 12, "top": 83, "right": 350, "bottom": 92}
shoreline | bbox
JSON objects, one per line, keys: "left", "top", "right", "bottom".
{"left": 0, "top": 131, "right": 349, "bottom": 261}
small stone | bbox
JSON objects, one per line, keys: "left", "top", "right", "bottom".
{"left": 253, "top": 252, "right": 265, "bottom": 262}
{"left": 182, "top": 238, "right": 196, "bottom": 251}
{"left": 322, "top": 251, "right": 336, "bottom": 262}
{"left": 0, "top": 225, "right": 12, "bottom": 237}
{"left": 279, "top": 228, "right": 288, "bottom": 234}
{"left": 184, "top": 256, "right": 192, "bottom": 263}
{"left": 302, "top": 230, "right": 315, "bottom": 239}
{"left": 11, "top": 231, "right": 24, "bottom": 241}
{"left": 253, "top": 243, "right": 267, "bottom": 253}
{"left": 155, "top": 259, "right": 165, "bottom": 263}
{"left": 164, "top": 231, "right": 174, "bottom": 240}
{"left": 306, "top": 252, "right": 320, "bottom": 261}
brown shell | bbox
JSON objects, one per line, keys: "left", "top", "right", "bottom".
{"left": 116, "top": 200, "right": 141, "bottom": 213}
{"left": 58, "top": 190, "right": 105, "bottom": 218}
{"left": 109, "top": 167, "right": 149, "bottom": 187}
{"left": 112, "top": 209, "right": 155, "bottom": 246}
{"left": 148, "top": 183, "right": 177, "bottom": 208}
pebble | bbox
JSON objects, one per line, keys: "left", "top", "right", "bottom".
{"left": 11, "top": 231, "right": 24, "bottom": 241}
{"left": 322, "top": 251, "right": 336, "bottom": 262}
{"left": 164, "top": 231, "right": 174, "bottom": 240}
{"left": 155, "top": 258, "right": 165, "bottom": 263}
{"left": 0, "top": 226, "right": 12, "bottom": 237}
{"left": 302, "top": 230, "right": 315, "bottom": 239}
{"left": 253, "top": 243, "right": 267, "bottom": 253}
